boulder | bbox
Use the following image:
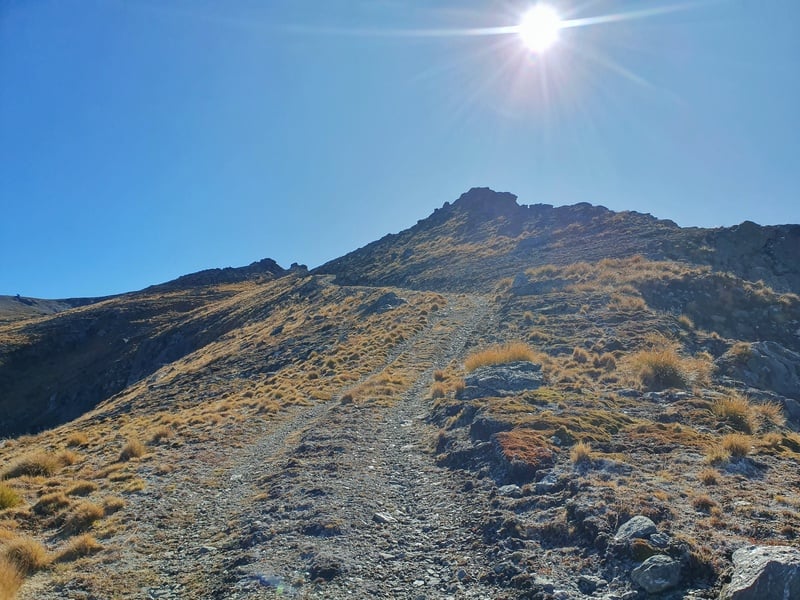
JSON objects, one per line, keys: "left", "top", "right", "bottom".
{"left": 720, "top": 545, "right": 800, "bottom": 600}
{"left": 631, "top": 554, "right": 681, "bottom": 593}
{"left": 716, "top": 341, "right": 800, "bottom": 399}
{"left": 462, "top": 361, "right": 544, "bottom": 400}
{"left": 614, "top": 516, "right": 657, "bottom": 542}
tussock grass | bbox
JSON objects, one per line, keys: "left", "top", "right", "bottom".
{"left": 63, "top": 502, "right": 104, "bottom": 534}
{"left": 1, "top": 452, "right": 62, "bottom": 480}
{"left": 102, "top": 496, "right": 125, "bottom": 514}
{"left": 149, "top": 426, "right": 173, "bottom": 445}
{"left": 32, "top": 492, "right": 70, "bottom": 516}
{"left": 570, "top": 441, "right": 594, "bottom": 464}
{"left": 722, "top": 434, "right": 751, "bottom": 458}
{"left": 67, "top": 481, "right": 98, "bottom": 497}
{"left": 2, "top": 536, "right": 50, "bottom": 575}
{"left": 0, "top": 486, "right": 21, "bottom": 511}
{"left": 753, "top": 401, "right": 786, "bottom": 429}
{"left": 0, "top": 557, "right": 22, "bottom": 600}
{"left": 624, "top": 345, "right": 712, "bottom": 391}
{"left": 712, "top": 394, "right": 756, "bottom": 434}
{"left": 464, "top": 342, "right": 538, "bottom": 372}
{"left": 430, "top": 383, "right": 446, "bottom": 399}
{"left": 65, "top": 432, "right": 89, "bottom": 447}
{"left": 54, "top": 534, "right": 102, "bottom": 563}
{"left": 698, "top": 468, "right": 719, "bottom": 485}
{"left": 118, "top": 439, "right": 145, "bottom": 462}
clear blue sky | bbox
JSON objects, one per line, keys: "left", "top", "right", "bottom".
{"left": 1, "top": 1, "right": 798, "bottom": 298}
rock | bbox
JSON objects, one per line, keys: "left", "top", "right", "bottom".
{"left": 614, "top": 516, "right": 657, "bottom": 541}
{"left": 720, "top": 545, "right": 800, "bottom": 600}
{"left": 630, "top": 554, "right": 681, "bottom": 593}
{"left": 497, "top": 484, "right": 522, "bottom": 498}
{"left": 307, "top": 552, "right": 343, "bottom": 581}
{"left": 462, "top": 361, "right": 544, "bottom": 400}
{"left": 373, "top": 512, "right": 398, "bottom": 524}
{"left": 360, "top": 292, "right": 407, "bottom": 315}
{"left": 577, "top": 574, "right": 607, "bottom": 594}
{"left": 716, "top": 341, "right": 800, "bottom": 399}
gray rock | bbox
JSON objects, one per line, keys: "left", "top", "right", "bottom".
{"left": 614, "top": 516, "right": 657, "bottom": 541}
{"left": 462, "top": 361, "right": 544, "bottom": 400}
{"left": 373, "top": 512, "right": 397, "bottom": 524}
{"left": 716, "top": 341, "right": 800, "bottom": 400}
{"left": 577, "top": 574, "right": 607, "bottom": 593}
{"left": 630, "top": 555, "right": 681, "bottom": 593}
{"left": 497, "top": 484, "right": 522, "bottom": 497}
{"left": 720, "top": 545, "right": 800, "bottom": 600}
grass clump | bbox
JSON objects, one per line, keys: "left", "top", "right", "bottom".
{"left": 0, "top": 556, "right": 23, "bottom": 600}
{"left": 149, "top": 426, "right": 173, "bottom": 445}
{"left": 698, "top": 468, "right": 719, "bottom": 485}
{"left": 119, "top": 438, "right": 146, "bottom": 462}
{"left": 63, "top": 502, "right": 104, "bottom": 534}
{"left": 465, "top": 342, "right": 538, "bottom": 372}
{"left": 32, "top": 492, "right": 70, "bottom": 516}
{"left": 0, "top": 487, "right": 21, "bottom": 511}
{"left": 54, "top": 534, "right": 102, "bottom": 563}
{"left": 65, "top": 432, "right": 89, "bottom": 447}
{"left": 2, "top": 536, "right": 50, "bottom": 575}
{"left": 570, "top": 441, "right": 594, "bottom": 465}
{"left": 67, "top": 481, "right": 98, "bottom": 497}
{"left": 430, "top": 383, "right": 446, "bottom": 399}
{"left": 1, "top": 452, "right": 62, "bottom": 480}
{"left": 712, "top": 394, "right": 756, "bottom": 434}
{"left": 722, "top": 434, "right": 751, "bottom": 458}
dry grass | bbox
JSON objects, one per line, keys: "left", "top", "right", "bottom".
{"left": 54, "top": 534, "right": 102, "bottom": 563}
{"left": 118, "top": 438, "right": 145, "bottom": 462}
{"left": 753, "top": 401, "right": 786, "bottom": 429}
{"left": 149, "top": 426, "right": 173, "bottom": 445}
{"left": 0, "top": 486, "right": 21, "bottom": 511}
{"left": 698, "top": 468, "right": 719, "bottom": 485}
{"left": 102, "top": 496, "right": 125, "bottom": 514}
{"left": 624, "top": 344, "right": 712, "bottom": 391}
{"left": 65, "top": 432, "right": 89, "bottom": 447}
{"left": 464, "top": 342, "right": 538, "bottom": 372}
{"left": 0, "top": 557, "right": 22, "bottom": 600}
{"left": 570, "top": 441, "right": 594, "bottom": 464}
{"left": 722, "top": 434, "right": 751, "bottom": 458}
{"left": 32, "top": 492, "right": 70, "bottom": 516}
{"left": 2, "top": 536, "right": 50, "bottom": 575}
{"left": 63, "top": 502, "right": 104, "bottom": 534}
{"left": 67, "top": 481, "right": 98, "bottom": 497}
{"left": 692, "top": 494, "right": 717, "bottom": 512}
{"left": 712, "top": 394, "right": 756, "bottom": 434}
{"left": 1, "top": 452, "right": 62, "bottom": 479}
{"left": 430, "top": 383, "right": 446, "bottom": 399}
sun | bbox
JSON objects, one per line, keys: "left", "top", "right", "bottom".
{"left": 519, "top": 4, "right": 562, "bottom": 53}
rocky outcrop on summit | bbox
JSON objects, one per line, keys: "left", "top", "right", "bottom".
{"left": 147, "top": 258, "right": 286, "bottom": 291}
{"left": 316, "top": 187, "right": 800, "bottom": 294}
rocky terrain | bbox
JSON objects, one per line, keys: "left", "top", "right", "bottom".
{"left": 1, "top": 188, "right": 799, "bottom": 599}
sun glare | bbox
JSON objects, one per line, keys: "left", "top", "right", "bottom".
{"left": 519, "top": 4, "right": 562, "bottom": 53}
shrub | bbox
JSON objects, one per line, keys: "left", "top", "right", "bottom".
{"left": 464, "top": 343, "right": 538, "bottom": 372}
{"left": 0, "top": 556, "right": 23, "bottom": 600}
{"left": 722, "top": 434, "right": 751, "bottom": 458}
{"left": 1, "top": 452, "right": 61, "bottom": 479}
{"left": 712, "top": 394, "right": 756, "bottom": 434}
{"left": 570, "top": 441, "right": 594, "bottom": 464}
{"left": 0, "top": 486, "right": 21, "bottom": 511}
{"left": 2, "top": 536, "right": 50, "bottom": 575}
{"left": 55, "top": 534, "right": 102, "bottom": 563}
{"left": 119, "top": 439, "right": 145, "bottom": 462}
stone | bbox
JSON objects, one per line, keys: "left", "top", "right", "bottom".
{"left": 461, "top": 361, "right": 544, "bottom": 400}
{"left": 614, "top": 516, "right": 657, "bottom": 541}
{"left": 630, "top": 554, "right": 681, "bottom": 593}
{"left": 720, "top": 545, "right": 800, "bottom": 600}
{"left": 373, "top": 512, "right": 398, "bottom": 524}
{"left": 497, "top": 484, "right": 522, "bottom": 497}
{"left": 716, "top": 341, "right": 800, "bottom": 399}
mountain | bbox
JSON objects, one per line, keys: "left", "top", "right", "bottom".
{"left": 1, "top": 188, "right": 799, "bottom": 600}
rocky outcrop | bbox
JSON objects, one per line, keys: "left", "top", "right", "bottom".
{"left": 716, "top": 341, "right": 800, "bottom": 399}
{"left": 461, "top": 361, "right": 544, "bottom": 400}
{"left": 720, "top": 545, "right": 800, "bottom": 600}
{"left": 631, "top": 554, "right": 682, "bottom": 593}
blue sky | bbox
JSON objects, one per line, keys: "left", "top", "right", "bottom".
{"left": 1, "top": 0, "right": 798, "bottom": 298}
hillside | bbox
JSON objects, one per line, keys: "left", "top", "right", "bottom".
{"left": 1, "top": 189, "right": 799, "bottom": 599}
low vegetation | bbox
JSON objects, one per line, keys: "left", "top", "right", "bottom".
{"left": 464, "top": 342, "right": 538, "bottom": 372}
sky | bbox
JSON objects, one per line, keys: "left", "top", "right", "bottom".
{"left": 1, "top": 0, "right": 798, "bottom": 298}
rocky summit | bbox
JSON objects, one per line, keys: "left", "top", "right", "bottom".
{"left": 1, "top": 188, "right": 799, "bottom": 600}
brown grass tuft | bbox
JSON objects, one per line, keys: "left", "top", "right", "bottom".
{"left": 149, "top": 426, "right": 173, "bottom": 445}
{"left": 32, "top": 492, "right": 70, "bottom": 516}
{"left": 430, "top": 383, "right": 446, "bottom": 399}
{"left": 119, "top": 438, "right": 145, "bottom": 462}
{"left": 722, "top": 434, "right": 751, "bottom": 458}
{"left": 0, "top": 486, "right": 21, "bottom": 511}
{"left": 712, "top": 394, "right": 756, "bottom": 434}
{"left": 698, "top": 468, "right": 719, "bottom": 485}
{"left": 65, "top": 432, "right": 89, "bottom": 447}
{"left": 464, "top": 342, "right": 539, "bottom": 372}
{"left": 67, "top": 481, "right": 98, "bottom": 497}
{"left": 570, "top": 441, "right": 594, "bottom": 465}
{"left": 2, "top": 536, "right": 50, "bottom": 575}
{"left": 102, "top": 496, "right": 125, "bottom": 514}
{"left": 54, "top": 534, "right": 102, "bottom": 563}
{"left": 63, "top": 502, "right": 104, "bottom": 534}
{"left": 1, "top": 452, "right": 62, "bottom": 479}
{"left": 0, "top": 556, "right": 23, "bottom": 600}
